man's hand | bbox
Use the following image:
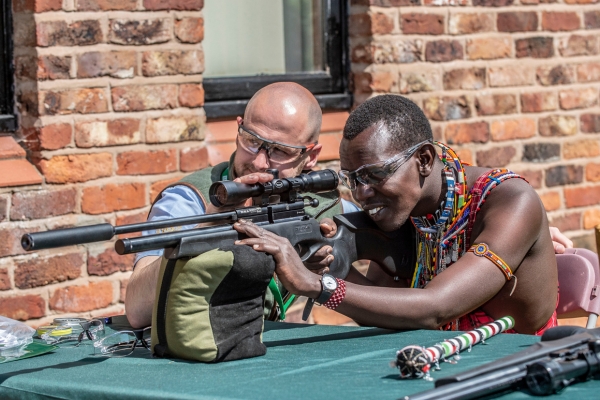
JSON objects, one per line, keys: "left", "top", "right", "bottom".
{"left": 233, "top": 219, "right": 322, "bottom": 298}
{"left": 550, "top": 226, "right": 573, "bottom": 254}
{"left": 204, "top": 172, "right": 275, "bottom": 215}
{"left": 303, "top": 218, "right": 337, "bottom": 275}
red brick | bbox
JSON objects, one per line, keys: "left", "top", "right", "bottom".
{"left": 175, "top": 17, "right": 203, "bottom": 43}
{"left": 581, "top": 114, "right": 600, "bottom": 133}
{"left": 466, "top": 37, "right": 511, "bottom": 60}
{"left": 476, "top": 146, "right": 516, "bottom": 167}
{"left": 585, "top": 11, "right": 600, "bottom": 29}
{"left": 108, "top": 18, "right": 172, "bottom": 45}
{"left": 37, "top": 20, "right": 102, "bottom": 47}
{"left": 454, "top": 148, "right": 473, "bottom": 165}
{"left": 489, "top": 66, "right": 534, "bottom": 87}
{"left": 17, "top": 91, "right": 40, "bottom": 118}
{"left": 11, "top": 188, "right": 77, "bottom": 221}
{"left": 0, "top": 136, "right": 26, "bottom": 159}
{"left": 536, "top": 65, "right": 576, "bottom": 86}
{"left": 540, "top": 191, "right": 561, "bottom": 212}
{"left": 50, "top": 281, "right": 114, "bottom": 312}
{"left": 516, "top": 37, "right": 554, "bottom": 58}
{"left": 577, "top": 62, "right": 600, "bottom": 83}
{"left": 497, "top": 12, "right": 538, "bottom": 32}
{"left": 587, "top": 163, "right": 600, "bottom": 182}
{"left": 111, "top": 85, "right": 177, "bottom": 112}
{"left": 584, "top": 209, "right": 600, "bottom": 230}
{"left": 39, "top": 123, "right": 72, "bottom": 150}
{"left": 35, "top": 0, "right": 62, "bottom": 11}
{"left": 117, "top": 149, "right": 177, "bottom": 175}
{"left": 472, "top": 0, "right": 514, "bottom": 6}
{"left": 88, "top": 245, "right": 134, "bottom": 276}
{"left": 207, "top": 142, "right": 236, "bottom": 166}
{"left": 150, "top": 176, "right": 184, "bottom": 202}
{"left": 559, "top": 35, "right": 598, "bottom": 57}
{"left": 448, "top": 13, "right": 494, "bottom": 35}
{"left": 355, "top": 70, "right": 397, "bottom": 93}
{"left": 13, "top": 13, "right": 36, "bottom": 47}
{"left": 423, "top": 0, "right": 467, "bottom": 4}
{"left": 351, "top": 42, "right": 373, "bottom": 64}
{"left": 476, "top": 94, "right": 517, "bottom": 116}
{"left": 41, "top": 88, "right": 108, "bottom": 116}
{"left": 142, "top": 50, "right": 204, "bottom": 76}
{"left": 444, "top": 121, "right": 489, "bottom": 145}
{"left": 12, "top": 0, "right": 35, "bottom": 12}
{"left": 77, "top": 51, "right": 136, "bottom": 79}
{"left": 371, "top": 12, "right": 395, "bottom": 35}
{"left": 425, "top": 40, "right": 463, "bottom": 62}
{"left": 75, "top": 119, "right": 141, "bottom": 148}
{"left": 120, "top": 278, "right": 129, "bottom": 302}
{"left": 514, "top": 169, "right": 542, "bottom": 189}
{"left": 180, "top": 146, "right": 209, "bottom": 172}
{"left": 36, "top": 153, "right": 113, "bottom": 183}
{"left": 401, "top": 13, "right": 444, "bottom": 35}
{"left": 38, "top": 55, "right": 71, "bottom": 80}
{"left": 400, "top": 71, "right": 442, "bottom": 94}
{"left": 14, "top": 56, "right": 37, "bottom": 81}
{"left": 542, "top": 12, "right": 581, "bottom": 32}
{"left": 564, "top": 185, "right": 600, "bottom": 208}
{"left": 423, "top": 96, "right": 471, "bottom": 121}
{"left": 178, "top": 84, "right": 204, "bottom": 108}
{"left": 490, "top": 118, "right": 535, "bottom": 141}
{"left": 564, "top": 140, "right": 600, "bottom": 159}
{"left": 549, "top": 213, "right": 581, "bottom": 233}
{"left": 143, "top": 0, "right": 203, "bottom": 10}
{"left": 0, "top": 195, "right": 7, "bottom": 222}
{"left": 0, "top": 224, "right": 40, "bottom": 257}
{"left": 521, "top": 92, "right": 558, "bottom": 113}
{"left": 349, "top": 14, "right": 372, "bottom": 37}
{"left": 371, "top": 40, "right": 422, "bottom": 64}
{"left": 0, "top": 295, "right": 45, "bottom": 320}
{"left": 14, "top": 252, "right": 83, "bottom": 289}
{"left": 539, "top": 115, "right": 578, "bottom": 136}
{"left": 0, "top": 159, "right": 43, "bottom": 187}
{"left": 367, "top": 0, "right": 420, "bottom": 5}
{"left": 559, "top": 88, "right": 598, "bottom": 110}
{"left": 82, "top": 183, "right": 146, "bottom": 214}
{"left": 0, "top": 268, "right": 9, "bottom": 290}
{"left": 77, "top": 0, "right": 137, "bottom": 10}
{"left": 146, "top": 116, "right": 204, "bottom": 143}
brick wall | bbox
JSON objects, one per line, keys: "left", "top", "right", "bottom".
{"left": 1, "top": 0, "right": 599, "bottom": 326}
{"left": 350, "top": 0, "right": 600, "bottom": 251}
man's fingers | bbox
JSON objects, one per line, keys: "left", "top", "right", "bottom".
{"left": 553, "top": 242, "right": 566, "bottom": 254}
{"left": 234, "top": 172, "right": 274, "bottom": 185}
{"left": 319, "top": 218, "right": 337, "bottom": 238}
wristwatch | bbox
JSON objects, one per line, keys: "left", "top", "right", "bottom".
{"left": 315, "top": 274, "right": 338, "bottom": 305}
{"left": 302, "top": 274, "right": 339, "bottom": 321}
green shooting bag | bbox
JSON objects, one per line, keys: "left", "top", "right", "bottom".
{"left": 151, "top": 244, "right": 276, "bottom": 362}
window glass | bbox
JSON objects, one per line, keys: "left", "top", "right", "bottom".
{"left": 203, "top": 0, "right": 324, "bottom": 78}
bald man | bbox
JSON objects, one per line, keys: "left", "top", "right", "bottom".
{"left": 125, "top": 82, "right": 360, "bottom": 328}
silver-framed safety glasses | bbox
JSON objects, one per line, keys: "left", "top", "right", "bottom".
{"left": 338, "top": 140, "right": 431, "bottom": 190}
{"left": 237, "top": 125, "right": 317, "bottom": 163}
{"left": 93, "top": 326, "right": 151, "bottom": 357}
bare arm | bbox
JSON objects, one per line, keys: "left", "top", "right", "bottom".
{"left": 125, "top": 256, "right": 161, "bottom": 328}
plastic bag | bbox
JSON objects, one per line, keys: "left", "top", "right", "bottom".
{"left": 0, "top": 316, "right": 35, "bottom": 359}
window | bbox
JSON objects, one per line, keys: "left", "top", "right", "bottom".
{"left": 0, "top": 0, "right": 15, "bottom": 132}
{"left": 203, "top": 0, "right": 350, "bottom": 119}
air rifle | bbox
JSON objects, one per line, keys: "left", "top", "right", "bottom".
{"left": 404, "top": 325, "right": 600, "bottom": 400}
{"left": 21, "top": 169, "right": 415, "bottom": 281}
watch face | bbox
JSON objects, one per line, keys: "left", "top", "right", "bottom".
{"left": 322, "top": 275, "right": 337, "bottom": 290}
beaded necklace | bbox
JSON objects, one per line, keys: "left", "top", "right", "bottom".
{"left": 409, "top": 142, "right": 528, "bottom": 331}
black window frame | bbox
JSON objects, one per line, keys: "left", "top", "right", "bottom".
{"left": 203, "top": 0, "right": 351, "bottom": 119}
{"left": 0, "top": 0, "right": 16, "bottom": 132}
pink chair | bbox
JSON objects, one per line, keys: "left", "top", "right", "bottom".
{"left": 555, "top": 248, "right": 600, "bottom": 328}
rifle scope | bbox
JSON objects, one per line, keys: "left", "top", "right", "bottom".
{"left": 209, "top": 169, "right": 339, "bottom": 207}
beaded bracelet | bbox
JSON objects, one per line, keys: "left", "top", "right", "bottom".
{"left": 468, "top": 243, "right": 517, "bottom": 296}
{"left": 323, "top": 278, "right": 346, "bottom": 310}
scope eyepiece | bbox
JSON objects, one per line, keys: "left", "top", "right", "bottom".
{"left": 209, "top": 169, "right": 339, "bottom": 208}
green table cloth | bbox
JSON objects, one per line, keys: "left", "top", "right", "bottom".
{"left": 0, "top": 321, "right": 597, "bottom": 399}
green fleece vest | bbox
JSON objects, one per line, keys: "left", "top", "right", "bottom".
{"left": 154, "top": 159, "right": 344, "bottom": 320}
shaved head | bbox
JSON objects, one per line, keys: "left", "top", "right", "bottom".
{"left": 244, "top": 82, "right": 322, "bottom": 144}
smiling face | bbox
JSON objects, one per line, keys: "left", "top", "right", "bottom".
{"left": 340, "top": 124, "right": 427, "bottom": 232}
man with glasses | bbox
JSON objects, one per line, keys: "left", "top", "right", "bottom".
{"left": 233, "top": 94, "right": 564, "bottom": 335}
{"left": 125, "top": 82, "right": 359, "bottom": 328}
